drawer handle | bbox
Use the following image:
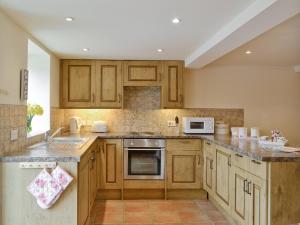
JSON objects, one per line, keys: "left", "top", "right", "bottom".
{"left": 251, "top": 160, "right": 261, "bottom": 165}
{"left": 235, "top": 153, "right": 243, "bottom": 158}
{"left": 206, "top": 142, "right": 211, "bottom": 146}
{"left": 243, "top": 179, "right": 248, "bottom": 193}
{"left": 247, "top": 181, "right": 252, "bottom": 195}
{"left": 210, "top": 160, "right": 213, "bottom": 170}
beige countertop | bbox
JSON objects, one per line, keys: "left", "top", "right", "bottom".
{"left": 1, "top": 132, "right": 299, "bottom": 162}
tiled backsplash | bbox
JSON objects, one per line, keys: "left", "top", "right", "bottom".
{"left": 64, "top": 108, "right": 244, "bottom": 133}
{"left": 0, "top": 88, "right": 243, "bottom": 154}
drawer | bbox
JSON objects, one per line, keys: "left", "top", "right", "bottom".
{"left": 248, "top": 158, "right": 267, "bottom": 180}
{"left": 232, "top": 152, "right": 248, "bottom": 171}
{"left": 167, "top": 139, "right": 201, "bottom": 151}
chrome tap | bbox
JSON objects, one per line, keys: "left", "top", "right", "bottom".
{"left": 45, "top": 127, "right": 64, "bottom": 143}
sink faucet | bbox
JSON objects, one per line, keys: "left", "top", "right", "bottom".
{"left": 45, "top": 127, "right": 64, "bottom": 143}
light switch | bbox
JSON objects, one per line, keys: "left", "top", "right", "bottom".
{"left": 10, "top": 129, "right": 18, "bottom": 141}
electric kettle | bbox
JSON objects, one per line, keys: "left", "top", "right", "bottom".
{"left": 69, "top": 117, "right": 82, "bottom": 134}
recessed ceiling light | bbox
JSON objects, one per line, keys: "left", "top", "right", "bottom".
{"left": 65, "top": 17, "right": 74, "bottom": 22}
{"left": 245, "top": 50, "right": 252, "bottom": 54}
{"left": 157, "top": 49, "right": 164, "bottom": 53}
{"left": 82, "top": 48, "right": 90, "bottom": 52}
{"left": 172, "top": 17, "right": 181, "bottom": 24}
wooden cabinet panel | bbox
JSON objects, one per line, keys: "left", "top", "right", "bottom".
{"left": 99, "top": 139, "right": 123, "bottom": 189}
{"left": 123, "top": 61, "right": 162, "bottom": 86}
{"left": 215, "top": 147, "right": 232, "bottom": 208}
{"left": 205, "top": 157, "right": 213, "bottom": 191}
{"left": 248, "top": 174, "right": 267, "bottom": 225}
{"left": 96, "top": 61, "right": 122, "bottom": 108}
{"left": 78, "top": 159, "right": 90, "bottom": 225}
{"left": 167, "top": 150, "right": 202, "bottom": 189}
{"left": 167, "top": 139, "right": 201, "bottom": 151}
{"left": 61, "top": 60, "right": 96, "bottom": 108}
{"left": 162, "top": 61, "right": 183, "bottom": 108}
{"left": 231, "top": 166, "right": 248, "bottom": 225}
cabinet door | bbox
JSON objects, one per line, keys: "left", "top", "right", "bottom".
{"left": 167, "top": 150, "right": 202, "bottom": 189}
{"left": 162, "top": 61, "right": 183, "bottom": 108}
{"left": 123, "top": 61, "right": 162, "bottom": 86}
{"left": 61, "top": 60, "right": 96, "bottom": 108}
{"left": 96, "top": 141, "right": 103, "bottom": 189}
{"left": 96, "top": 61, "right": 123, "bottom": 108}
{"left": 203, "top": 141, "right": 216, "bottom": 195}
{"left": 78, "top": 160, "right": 90, "bottom": 225}
{"left": 248, "top": 174, "right": 267, "bottom": 225}
{"left": 89, "top": 148, "right": 97, "bottom": 210}
{"left": 215, "top": 146, "right": 232, "bottom": 209}
{"left": 231, "top": 166, "right": 249, "bottom": 225}
{"left": 99, "top": 139, "right": 123, "bottom": 189}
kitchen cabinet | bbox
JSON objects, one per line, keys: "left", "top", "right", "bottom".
{"left": 231, "top": 166, "right": 267, "bottom": 225}
{"left": 215, "top": 145, "right": 232, "bottom": 212}
{"left": 167, "top": 139, "right": 202, "bottom": 189}
{"left": 123, "top": 61, "right": 162, "bottom": 86}
{"left": 203, "top": 141, "right": 216, "bottom": 196}
{"left": 98, "top": 139, "right": 123, "bottom": 189}
{"left": 78, "top": 152, "right": 91, "bottom": 225}
{"left": 162, "top": 61, "right": 183, "bottom": 108}
{"left": 61, "top": 60, "right": 96, "bottom": 108}
{"left": 96, "top": 61, "right": 123, "bottom": 108}
{"left": 89, "top": 145, "right": 97, "bottom": 210}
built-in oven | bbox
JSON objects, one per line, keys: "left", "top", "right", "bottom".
{"left": 124, "top": 139, "right": 165, "bottom": 180}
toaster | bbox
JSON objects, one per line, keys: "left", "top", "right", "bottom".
{"left": 91, "top": 121, "right": 108, "bottom": 133}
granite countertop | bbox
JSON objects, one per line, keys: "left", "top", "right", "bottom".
{"left": 1, "top": 132, "right": 299, "bottom": 162}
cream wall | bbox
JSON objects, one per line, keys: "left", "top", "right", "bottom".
{"left": 184, "top": 65, "right": 300, "bottom": 145}
{"left": 0, "top": 10, "right": 60, "bottom": 106}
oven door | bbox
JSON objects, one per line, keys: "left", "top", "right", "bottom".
{"left": 124, "top": 148, "right": 165, "bottom": 180}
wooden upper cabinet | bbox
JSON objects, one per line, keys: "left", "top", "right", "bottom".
{"left": 61, "top": 60, "right": 96, "bottom": 108}
{"left": 123, "top": 61, "right": 162, "bottom": 86}
{"left": 96, "top": 61, "right": 123, "bottom": 108}
{"left": 162, "top": 61, "right": 183, "bottom": 108}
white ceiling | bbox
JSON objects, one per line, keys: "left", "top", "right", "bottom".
{"left": 0, "top": 0, "right": 256, "bottom": 60}
{"left": 211, "top": 13, "right": 300, "bottom": 67}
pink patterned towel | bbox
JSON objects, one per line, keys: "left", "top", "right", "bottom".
{"left": 27, "top": 166, "right": 73, "bottom": 209}
{"left": 51, "top": 166, "right": 73, "bottom": 190}
{"left": 27, "top": 169, "right": 63, "bottom": 207}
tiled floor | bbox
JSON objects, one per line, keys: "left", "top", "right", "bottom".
{"left": 90, "top": 200, "right": 230, "bottom": 225}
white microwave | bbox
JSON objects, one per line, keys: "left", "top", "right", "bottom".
{"left": 183, "top": 117, "right": 214, "bottom": 134}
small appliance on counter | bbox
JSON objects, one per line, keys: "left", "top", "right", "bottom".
{"left": 215, "top": 121, "right": 229, "bottom": 135}
{"left": 183, "top": 117, "right": 214, "bottom": 134}
{"left": 69, "top": 117, "right": 82, "bottom": 134}
{"left": 91, "top": 121, "right": 108, "bottom": 133}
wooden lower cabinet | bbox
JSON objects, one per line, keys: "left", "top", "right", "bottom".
{"left": 78, "top": 157, "right": 90, "bottom": 225}
{"left": 98, "top": 139, "right": 123, "bottom": 189}
{"left": 215, "top": 146, "right": 232, "bottom": 211}
{"left": 231, "top": 166, "right": 267, "bottom": 225}
{"left": 167, "top": 150, "right": 202, "bottom": 189}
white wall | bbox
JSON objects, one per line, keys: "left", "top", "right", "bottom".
{"left": 0, "top": 10, "right": 60, "bottom": 106}
{"left": 184, "top": 65, "right": 300, "bottom": 145}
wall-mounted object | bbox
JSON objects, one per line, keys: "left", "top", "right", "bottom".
{"left": 20, "top": 69, "right": 29, "bottom": 100}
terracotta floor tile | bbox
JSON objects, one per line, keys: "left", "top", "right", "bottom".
{"left": 94, "top": 212, "right": 124, "bottom": 224}
{"left": 178, "top": 211, "right": 210, "bottom": 223}
{"left": 124, "top": 212, "right": 152, "bottom": 224}
{"left": 150, "top": 202, "right": 178, "bottom": 212}
{"left": 152, "top": 211, "right": 181, "bottom": 223}
{"left": 206, "top": 210, "right": 226, "bottom": 222}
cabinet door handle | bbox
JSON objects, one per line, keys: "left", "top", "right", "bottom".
{"left": 243, "top": 179, "right": 248, "bottom": 193}
{"left": 206, "top": 142, "right": 211, "bottom": 146}
{"left": 179, "top": 94, "right": 183, "bottom": 104}
{"left": 92, "top": 93, "right": 95, "bottom": 103}
{"left": 247, "top": 181, "right": 252, "bottom": 195}
{"left": 118, "top": 94, "right": 122, "bottom": 103}
{"left": 159, "top": 72, "right": 162, "bottom": 81}
{"left": 228, "top": 156, "right": 231, "bottom": 167}
{"left": 197, "top": 155, "right": 201, "bottom": 165}
{"left": 235, "top": 153, "right": 243, "bottom": 158}
{"left": 210, "top": 160, "right": 213, "bottom": 170}
{"left": 251, "top": 160, "right": 261, "bottom": 165}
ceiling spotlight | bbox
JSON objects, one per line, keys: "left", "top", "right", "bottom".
{"left": 65, "top": 17, "right": 74, "bottom": 22}
{"left": 82, "top": 48, "right": 90, "bottom": 52}
{"left": 245, "top": 50, "right": 252, "bottom": 54}
{"left": 157, "top": 49, "right": 164, "bottom": 53}
{"left": 172, "top": 17, "right": 181, "bottom": 24}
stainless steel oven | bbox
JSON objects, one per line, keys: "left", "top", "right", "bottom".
{"left": 124, "top": 139, "right": 165, "bottom": 180}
